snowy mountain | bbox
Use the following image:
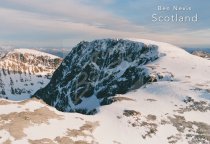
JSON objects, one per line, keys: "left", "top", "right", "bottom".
{"left": 34, "top": 39, "right": 164, "bottom": 114}
{"left": 0, "top": 48, "right": 62, "bottom": 100}
{"left": 1, "top": 39, "right": 210, "bottom": 144}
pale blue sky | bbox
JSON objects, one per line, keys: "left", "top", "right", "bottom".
{"left": 0, "top": 0, "right": 209, "bottom": 48}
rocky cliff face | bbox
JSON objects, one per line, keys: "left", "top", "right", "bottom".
{"left": 0, "top": 49, "right": 62, "bottom": 100}
{"left": 34, "top": 39, "right": 160, "bottom": 114}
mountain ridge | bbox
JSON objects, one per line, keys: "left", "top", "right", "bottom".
{"left": 0, "top": 48, "right": 62, "bottom": 100}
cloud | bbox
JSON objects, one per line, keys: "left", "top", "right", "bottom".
{"left": 0, "top": 0, "right": 209, "bottom": 48}
{"left": 0, "top": 0, "right": 143, "bottom": 31}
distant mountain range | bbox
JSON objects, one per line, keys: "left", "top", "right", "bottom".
{"left": 34, "top": 48, "right": 70, "bottom": 58}
{"left": 183, "top": 48, "right": 210, "bottom": 59}
{"left": 183, "top": 47, "right": 210, "bottom": 53}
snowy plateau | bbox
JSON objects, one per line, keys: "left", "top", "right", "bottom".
{"left": 0, "top": 39, "right": 210, "bottom": 144}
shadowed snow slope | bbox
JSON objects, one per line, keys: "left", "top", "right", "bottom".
{"left": 1, "top": 39, "right": 210, "bottom": 144}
